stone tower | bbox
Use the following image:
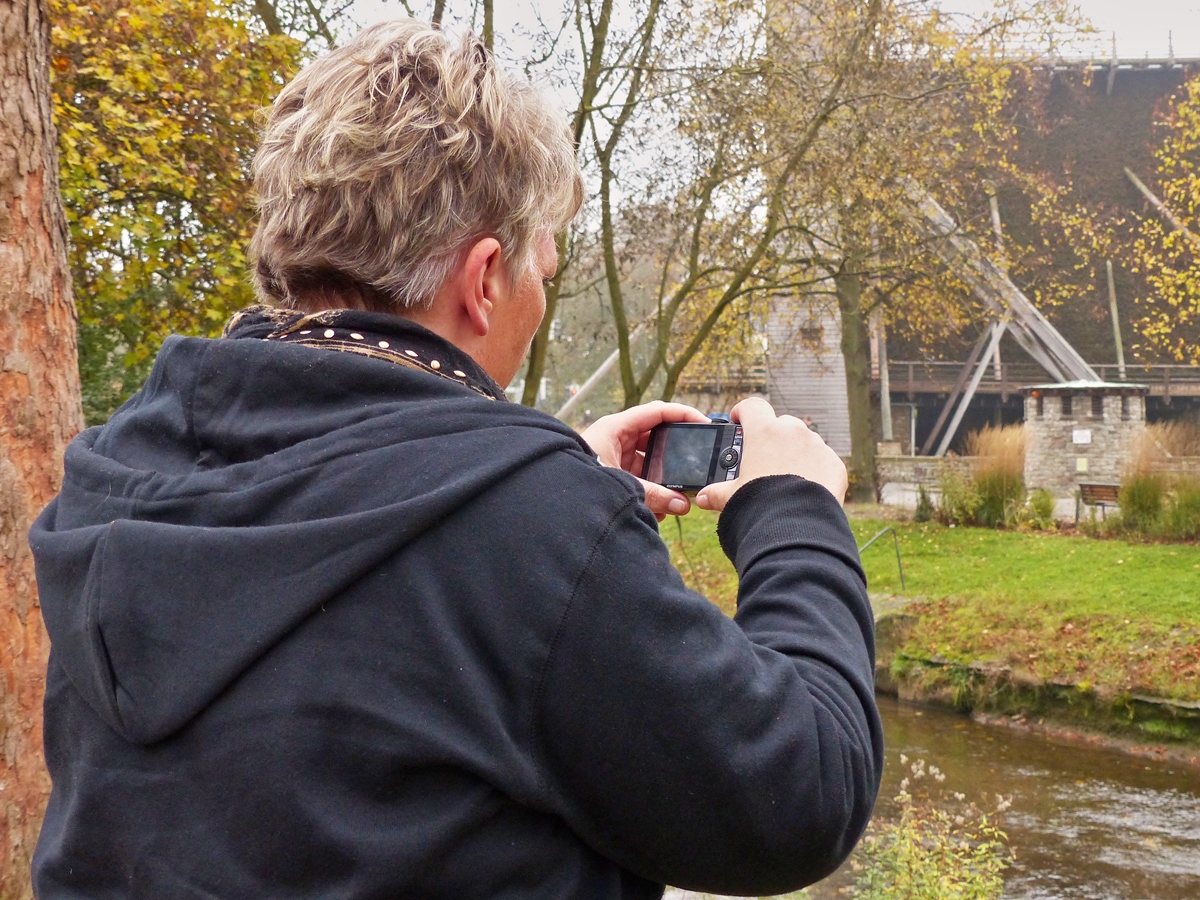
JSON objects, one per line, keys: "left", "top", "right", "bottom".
{"left": 1021, "top": 381, "right": 1148, "bottom": 503}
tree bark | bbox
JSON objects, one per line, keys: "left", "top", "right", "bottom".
{"left": 0, "top": 1, "right": 86, "bottom": 894}
{"left": 836, "top": 260, "right": 876, "bottom": 503}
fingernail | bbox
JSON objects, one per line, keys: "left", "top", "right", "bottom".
{"left": 668, "top": 498, "right": 688, "bottom": 515}
{"left": 695, "top": 494, "right": 710, "bottom": 510}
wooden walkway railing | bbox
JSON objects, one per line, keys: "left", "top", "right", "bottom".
{"left": 877, "top": 361, "right": 1200, "bottom": 399}
{"left": 676, "top": 366, "right": 768, "bottom": 394}
{"left": 676, "top": 361, "right": 1200, "bottom": 399}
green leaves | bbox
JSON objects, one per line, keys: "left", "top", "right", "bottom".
{"left": 852, "top": 789, "right": 1009, "bottom": 900}
{"left": 52, "top": 0, "right": 302, "bottom": 423}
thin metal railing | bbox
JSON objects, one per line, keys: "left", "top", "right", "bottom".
{"left": 858, "top": 527, "right": 906, "bottom": 592}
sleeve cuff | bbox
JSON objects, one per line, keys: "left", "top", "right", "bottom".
{"left": 716, "top": 475, "right": 864, "bottom": 581}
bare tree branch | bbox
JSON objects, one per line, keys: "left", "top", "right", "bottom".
{"left": 253, "top": 0, "right": 284, "bottom": 35}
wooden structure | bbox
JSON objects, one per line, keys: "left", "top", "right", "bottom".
{"left": 904, "top": 184, "right": 1101, "bottom": 456}
{"left": 875, "top": 361, "right": 1200, "bottom": 400}
{"left": 763, "top": 307, "right": 852, "bottom": 455}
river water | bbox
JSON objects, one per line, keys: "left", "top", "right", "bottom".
{"left": 871, "top": 697, "right": 1200, "bottom": 900}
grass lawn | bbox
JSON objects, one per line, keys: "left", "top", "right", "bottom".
{"left": 662, "top": 510, "right": 1200, "bottom": 702}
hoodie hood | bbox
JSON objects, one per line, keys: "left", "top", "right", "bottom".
{"left": 31, "top": 313, "right": 590, "bottom": 745}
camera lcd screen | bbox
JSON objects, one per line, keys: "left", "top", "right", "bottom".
{"left": 658, "top": 427, "right": 718, "bottom": 487}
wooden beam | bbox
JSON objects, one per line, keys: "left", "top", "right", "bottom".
{"left": 1124, "top": 167, "right": 1200, "bottom": 254}
{"left": 936, "top": 319, "right": 1008, "bottom": 457}
{"left": 555, "top": 323, "right": 647, "bottom": 421}
{"left": 919, "top": 328, "right": 990, "bottom": 456}
{"left": 1106, "top": 259, "right": 1127, "bottom": 380}
{"left": 904, "top": 183, "right": 1097, "bottom": 383}
{"left": 875, "top": 313, "right": 893, "bottom": 442}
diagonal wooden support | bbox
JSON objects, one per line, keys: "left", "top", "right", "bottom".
{"left": 904, "top": 182, "right": 1097, "bottom": 383}
{"left": 1124, "top": 167, "right": 1200, "bottom": 254}
{"left": 919, "top": 328, "right": 991, "bottom": 456}
{"left": 555, "top": 323, "right": 647, "bottom": 421}
{"left": 936, "top": 318, "right": 1009, "bottom": 457}
{"left": 1005, "top": 320, "right": 1066, "bottom": 381}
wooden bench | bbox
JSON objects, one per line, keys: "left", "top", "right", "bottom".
{"left": 1076, "top": 482, "right": 1121, "bottom": 523}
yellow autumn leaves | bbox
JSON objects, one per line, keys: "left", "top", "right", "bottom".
{"left": 51, "top": 0, "right": 302, "bottom": 422}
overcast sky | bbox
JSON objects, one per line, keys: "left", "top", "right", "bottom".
{"left": 353, "top": 1, "right": 1200, "bottom": 60}
{"left": 942, "top": 0, "right": 1200, "bottom": 58}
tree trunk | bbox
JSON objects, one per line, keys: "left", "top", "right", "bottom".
{"left": 521, "top": 0, "right": 616, "bottom": 408}
{"left": 520, "top": 229, "right": 567, "bottom": 407}
{"left": 252, "top": 0, "right": 283, "bottom": 35}
{"left": 0, "top": 1, "right": 86, "bottom": 895}
{"left": 836, "top": 263, "right": 876, "bottom": 503}
{"left": 481, "top": 0, "right": 493, "bottom": 51}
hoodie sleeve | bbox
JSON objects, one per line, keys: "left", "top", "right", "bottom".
{"left": 533, "top": 475, "right": 882, "bottom": 896}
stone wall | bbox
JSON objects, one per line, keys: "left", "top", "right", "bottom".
{"left": 876, "top": 456, "right": 976, "bottom": 508}
{"left": 1023, "top": 392, "right": 1145, "bottom": 497}
{"left": 875, "top": 455, "right": 974, "bottom": 487}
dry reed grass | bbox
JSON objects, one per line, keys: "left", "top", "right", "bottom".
{"left": 957, "top": 425, "right": 1027, "bottom": 527}
{"left": 1126, "top": 420, "right": 1200, "bottom": 478}
{"left": 964, "top": 424, "right": 1026, "bottom": 479}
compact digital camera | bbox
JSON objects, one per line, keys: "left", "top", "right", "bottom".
{"left": 640, "top": 419, "right": 743, "bottom": 492}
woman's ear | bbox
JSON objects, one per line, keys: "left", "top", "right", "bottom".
{"left": 462, "top": 238, "right": 504, "bottom": 337}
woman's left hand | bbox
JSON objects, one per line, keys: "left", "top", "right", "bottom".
{"left": 580, "top": 401, "right": 711, "bottom": 521}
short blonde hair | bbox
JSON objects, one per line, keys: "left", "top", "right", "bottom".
{"left": 251, "top": 19, "right": 582, "bottom": 311}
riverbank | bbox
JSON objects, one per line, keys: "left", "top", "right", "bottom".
{"left": 873, "top": 599, "right": 1200, "bottom": 759}
{"left": 663, "top": 509, "right": 1200, "bottom": 748}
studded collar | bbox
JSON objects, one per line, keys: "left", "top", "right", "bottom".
{"left": 222, "top": 305, "right": 508, "bottom": 401}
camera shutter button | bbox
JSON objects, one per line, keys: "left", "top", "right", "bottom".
{"left": 719, "top": 447, "right": 740, "bottom": 469}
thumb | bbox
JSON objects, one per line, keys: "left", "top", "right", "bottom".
{"left": 696, "top": 479, "right": 738, "bottom": 513}
{"left": 639, "top": 479, "right": 691, "bottom": 518}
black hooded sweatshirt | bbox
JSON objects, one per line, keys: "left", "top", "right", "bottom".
{"left": 30, "top": 308, "right": 882, "bottom": 900}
